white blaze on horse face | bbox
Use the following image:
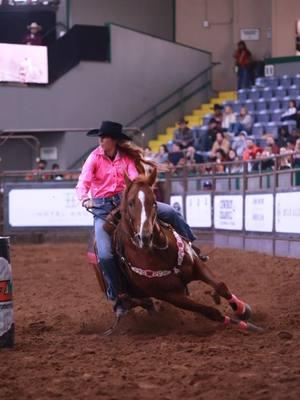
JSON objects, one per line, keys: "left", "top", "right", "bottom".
{"left": 138, "top": 190, "right": 147, "bottom": 244}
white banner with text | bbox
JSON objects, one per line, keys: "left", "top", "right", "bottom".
{"left": 245, "top": 194, "right": 274, "bottom": 232}
{"left": 275, "top": 192, "right": 300, "bottom": 233}
{"left": 186, "top": 194, "right": 212, "bottom": 228}
{"left": 214, "top": 195, "right": 243, "bottom": 230}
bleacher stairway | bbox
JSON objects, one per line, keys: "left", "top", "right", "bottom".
{"left": 149, "top": 91, "right": 237, "bottom": 152}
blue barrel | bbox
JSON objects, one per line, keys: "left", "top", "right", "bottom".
{"left": 0, "top": 237, "right": 14, "bottom": 348}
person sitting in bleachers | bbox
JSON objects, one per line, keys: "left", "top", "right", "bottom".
{"left": 185, "top": 146, "right": 204, "bottom": 165}
{"left": 25, "top": 159, "right": 49, "bottom": 181}
{"left": 231, "top": 130, "right": 248, "bottom": 159}
{"left": 154, "top": 144, "right": 169, "bottom": 165}
{"left": 294, "top": 138, "right": 300, "bottom": 167}
{"left": 278, "top": 147, "right": 292, "bottom": 170}
{"left": 211, "top": 131, "right": 230, "bottom": 159}
{"left": 276, "top": 126, "right": 294, "bottom": 148}
{"left": 211, "top": 104, "right": 223, "bottom": 125}
{"left": 242, "top": 138, "right": 261, "bottom": 161}
{"left": 281, "top": 99, "right": 297, "bottom": 122}
{"left": 226, "top": 149, "right": 243, "bottom": 173}
{"left": 234, "top": 106, "right": 253, "bottom": 135}
{"left": 174, "top": 118, "right": 194, "bottom": 149}
{"left": 215, "top": 149, "right": 227, "bottom": 173}
{"left": 168, "top": 143, "right": 185, "bottom": 167}
{"left": 265, "top": 135, "right": 279, "bottom": 154}
{"left": 221, "top": 105, "right": 236, "bottom": 134}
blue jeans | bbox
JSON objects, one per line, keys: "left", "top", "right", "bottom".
{"left": 237, "top": 66, "right": 250, "bottom": 89}
{"left": 92, "top": 195, "right": 196, "bottom": 300}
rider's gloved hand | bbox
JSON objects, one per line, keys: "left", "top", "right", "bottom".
{"left": 82, "top": 198, "right": 93, "bottom": 208}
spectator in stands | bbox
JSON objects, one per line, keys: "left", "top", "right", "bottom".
{"left": 211, "top": 131, "right": 230, "bottom": 159}
{"left": 185, "top": 146, "right": 204, "bottom": 165}
{"left": 215, "top": 149, "right": 227, "bottom": 173}
{"left": 168, "top": 143, "right": 184, "bottom": 167}
{"left": 242, "top": 138, "right": 261, "bottom": 161}
{"left": 234, "top": 40, "right": 252, "bottom": 89}
{"left": 221, "top": 105, "right": 236, "bottom": 134}
{"left": 198, "top": 118, "right": 219, "bottom": 153}
{"left": 211, "top": 104, "right": 223, "bottom": 125}
{"left": 277, "top": 126, "right": 293, "bottom": 148}
{"left": 143, "top": 146, "right": 154, "bottom": 162}
{"left": 231, "top": 130, "right": 248, "bottom": 159}
{"left": 22, "top": 22, "right": 43, "bottom": 46}
{"left": 294, "top": 138, "right": 300, "bottom": 167}
{"left": 154, "top": 144, "right": 169, "bottom": 165}
{"left": 25, "top": 158, "right": 49, "bottom": 181}
{"left": 260, "top": 147, "right": 275, "bottom": 171}
{"left": 51, "top": 163, "right": 64, "bottom": 180}
{"left": 235, "top": 106, "right": 253, "bottom": 135}
{"left": 174, "top": 118, "right": 194, "bottom": 149}
{"left": 226, "top": 149, "right": 243, "bottom": 173}
{"left": 278, "top": 147, "right": 292, "bottom": 170}
{"left": 281, "top": 100, "right": 297, "bottom": 122}
{"left": 265, "top": 135, "right": 279, "bottom": 154}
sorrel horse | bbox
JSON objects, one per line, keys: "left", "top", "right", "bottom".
{"left": 109, "top": 167, "right": 263, "bottom": 333}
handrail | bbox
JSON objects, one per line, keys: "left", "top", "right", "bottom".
{"left": 127, "top": 63, "right": 220, "bottom": 129}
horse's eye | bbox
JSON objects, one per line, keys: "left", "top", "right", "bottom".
{"left": 153, "top": 202, "right": 157, "bottom": 208}
{"left": 129, "top": 201, "right": 134, "bottom": 207}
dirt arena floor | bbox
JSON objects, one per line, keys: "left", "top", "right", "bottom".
{"left": 1, "top": 242, "right": 300, "bottom": 400}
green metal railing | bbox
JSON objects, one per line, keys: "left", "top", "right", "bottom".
{"left": 126, "top": 63, "right": 220, "bottom": 140}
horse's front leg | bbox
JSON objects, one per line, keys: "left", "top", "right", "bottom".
{"left": 156, "top": 292, "right": 262, "bottom": 333}
{"left": 191, "top": 258, "right": 252, "bottom": 321}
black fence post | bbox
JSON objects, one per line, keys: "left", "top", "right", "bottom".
{"left": 0, "top": 236, "right": 14, "bottom": 348}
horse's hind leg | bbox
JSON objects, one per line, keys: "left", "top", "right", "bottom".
{"left": 192, "top": 258, "right": 252, "bottom": 321}
{"left": 158, "top": 292, "right": 261, "bottom": 332}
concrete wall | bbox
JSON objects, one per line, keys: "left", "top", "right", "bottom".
{"left": 0, "top": 25, "right": 210, "bottom": 169}
{"left": 176, "top": 0, "right": 272, "bottom": 91}
{"left": 70, "top": 0, "right": 174, "bottom": 41}
{"left": 272, "top": 0, "right": 300, "bottom": 57}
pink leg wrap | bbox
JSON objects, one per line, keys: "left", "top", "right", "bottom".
{"left": 223, "top": 316, "right": 231, "bottom": 325}
{"left": 238, "top": 321, "right": 248, "bottom": 330}
{"left": 229, "top": 294, "right": 246, "bottom": 316}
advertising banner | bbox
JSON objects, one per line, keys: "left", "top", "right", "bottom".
{"left": 275, "top": 192, "right": 300, "bottom": 233}
{"left": 186, "top": 194, "right": 212, "bottom": 228}
{"left": 245, "top": 194, "right": 274, "bottom": 232}
{"left": 214, "top": 195, "right": 243, "bottom": 230}
{"left": 8, "top": 188, "right": 92, "bottom": 227}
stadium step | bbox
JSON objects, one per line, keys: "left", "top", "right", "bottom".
{"left": 148, "top": 90, "right": 236, "bottom": 151}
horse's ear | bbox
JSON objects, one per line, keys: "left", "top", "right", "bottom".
{"left": 124, "top": 172, "right": 132, "bottom": 187}
{"left": 147, "top": 167, "right": 157, "bottom": 187}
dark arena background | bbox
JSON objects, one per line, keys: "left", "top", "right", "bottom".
{"left": 1, "top": 1, "right": 300, "bottom": 400}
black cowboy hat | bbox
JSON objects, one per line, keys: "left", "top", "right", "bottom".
{"left": 87, "top": 121, "right": 132, "bottom": 141}
{"left": 177, "top": 117, "right": 188, "bottom": 125}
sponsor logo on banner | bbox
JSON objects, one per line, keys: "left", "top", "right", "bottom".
{"left": 214, "top": 195, "right": 243, "bottom": 230}
{"left": 186, "top": 195, "right": 212, "bottom": 228}
{"left": 8, "top": 188, "right": 93, "bottom": 227}
{"left": 0, "top": 280, "right": 12, "bottom": 302}
{"left": 245, "top": 194, "right": 273, "bottom": 232}
{"left": 170, "top": 195, "right": 184, "bottom": 217}
{"left": 276, "top": 192, "right": 300, "bottom": 234}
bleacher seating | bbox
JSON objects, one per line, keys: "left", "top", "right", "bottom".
{"left": 149, "top": 74, "right": 300, "bottom": 152}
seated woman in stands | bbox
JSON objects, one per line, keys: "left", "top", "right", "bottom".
{"left": 221, "top": 105, "right": 236, "bottom": 135}
{"left": 278, "top": 147, "right": 292, "bottom": 170}
{"left": 234, "top": 106, "right": 253, "bottom": 135}
{"left": 281, "top": 100, "right": 297, "bottom": 122}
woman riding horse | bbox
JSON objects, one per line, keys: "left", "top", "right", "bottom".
{"left": 76, "top": 121, "right": 198, "bottom": 316}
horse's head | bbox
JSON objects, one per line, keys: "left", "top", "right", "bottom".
{"left": 122, "top": 168, "right": 157, "bottom": 248}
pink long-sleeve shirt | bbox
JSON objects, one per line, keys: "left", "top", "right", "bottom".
{"left": 76, "top": 146, "right": 138, "bottom": 201}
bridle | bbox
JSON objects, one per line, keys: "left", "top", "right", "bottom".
{"left": 126, "top": 200, "right": 169, "bottom": 251}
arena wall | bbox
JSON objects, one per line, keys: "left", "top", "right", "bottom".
{"left": 0, "top": 24, "right": 210, "bottom": 169}
{"left": 70, "top": 0, "right": 175, "bottom": 41}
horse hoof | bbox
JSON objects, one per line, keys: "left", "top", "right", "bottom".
{"left": 238, "top": 303, "right": 252, "bottom": 321}
{"left": 239, "top": 320, "right": 264, "bottom": 333}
